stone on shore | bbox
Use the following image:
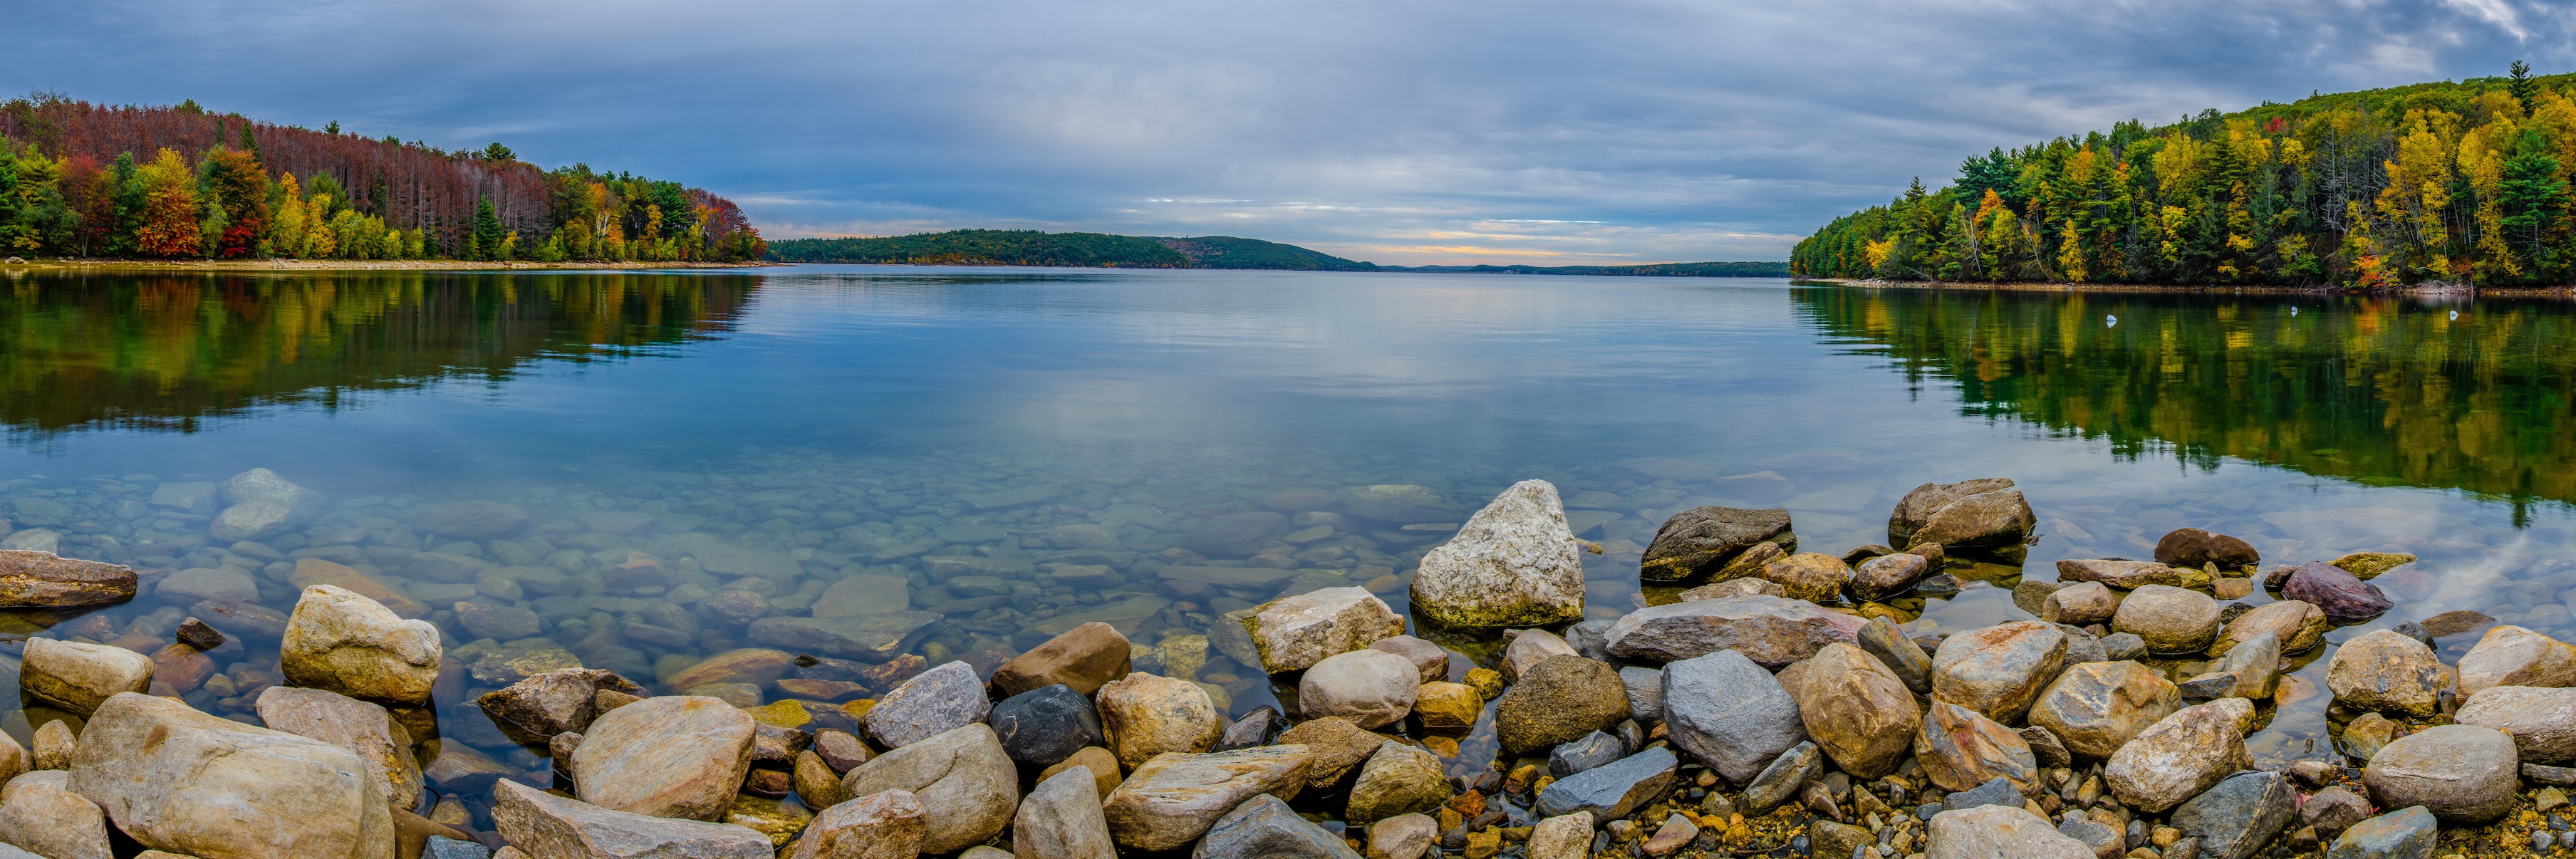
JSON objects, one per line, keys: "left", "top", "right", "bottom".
{"left": 571, "top": 695, "right": 757, "bottom": 821}
{"left": 2327, "top": 806, "right": 2437, "bottom": 859}
{"left": 1216, "top": 707, "right": 1288, "bottom": 751}
{"left": 1247, "top": 586, "right": 1405, "bottom": 674}
{"left": 1344, "top": 741, "right": 1450, "bottom": 825}
{"left": 839, "top": 724, "right": 1020, "bottom": 853}
{"left": 1859, "top": 615, "right": 1933, "bottom": 694}
{"left": 2363, "top": 724, "right": 2519, "bottom": 825}
{"left": 2054, "top": 558, "right": 2197, "bottom": 590}
{"left": 68, "top": 692, "right": 395, "bottom": 858}
{"left": 1775, "top": 642, "right": 1918, "bottom": 779}
{"left": 1368, "top": 635, "right": 1449, "bottom": 684}
{"left": 2103, "top": 697, "right": 2253, "bottom": 813}
{"left": 1757, "top": 553, "right": 1852, "bottom": 604}
{"left": 0, "top": 771, "right": 113, "bottom": 859}
{"left": 1277, "top": 717, "right": 1386, "bottom": 791}
{"left": 1041, "top": 746, "right": 1126, "bottom": 799}
{"left": 2167, "top": 769, "right": 2295, "bottom": 859}
{"left": 2208, "top": 600, "right": 2329, "bottom": 657}
{"left": 1408, "top": 481, "right": 1586, "bottom": 628}
{"left": 32, "top": 720, "right": 73, "bottom": 771}
{"left": 477, "top": 668, "right": 642, "bottom": 745}
{"left": 2154, "top": 528, "right": 2260, "bottom": 569}
{"left": 1095, "top": 672, "right": 1224, "bottom": 769}
{"left": 2458, "top": 685, "right": 2576, "bottom": 763}
{"left": 1603, "top": 594, "right": 1864, "bottom": 667}
{"left": 254, "top": 685, "right": 423, "bottom": 806}
{"left": 1013, "top": 767, "right": 1116, "bottom": 859}
{"left": 2038, "top": 581, "right": 2118, "bottom": 625}
{"left": 1500, "top": 628, "right": 1578, "bottom": 682}
{"left": 1923, "top": 804, "right": 2094, "bottom": 859}
{"left": 0, "top": 550, "right": 136, "bottom": 608}
{"left": 1931, "top": 620, "right": 2067, "bottom": 724}
{"left": 1914, "top": 702, "right": 2037, "bottom": 793}
{"left": 1679, "top": 577, "right": 1785, "bottom": 600}
{"left": 990, "top": 622, "right": 1132, "bottom": 697}
{"left": 1535, "top": 746, "right": 1677, "bottom": 821}
{"left": 2326, "top": 630, "right": 2449, "bottom": 718}
{"left": 863, "top": 660, "right": 991, "bottom": 749}
{"left": 21, "top": 637, "right": 153, "bottom": 715}
{"left": 992, "top": 684, "right": 1105, "bottom": 768}
{"left": 280, "top": 584, "right": 442, "bottom": 707}
{"left": 1638, "top": 506, "right": 1792, "bottom": 582}
{"left": 1849, "top": 551, "right": 1931, "bottom": 603}
{"left": 1891, "top": 479, "right": 2033, "bottom": 549}
{"left": 1549, "top": 731, "right": 1625, "bottom": 778}
{"left": 2213, "top": 632, "right": 2282, "bottom": 699}
{"left": 1527, "top": 812, "right": 1593, "bottom": 859}
{"left": 2457, "top": 625, "right": 2576, "bottom": 697}
{"left": 1496, "top": 655, "right": 1631, "bottom": 757}
{"left": 1299, "top": 648, "right": 1420, "bottom": 729}
{"left": 1101, "top": 746, "right": 1314, "bottom": 852}
{"left": 1192, "top": 794, "right": 1359, "bottom": 859}
{"left": 492, "top": 780, "right": 769, "bottom": 859}
{"left": 2109, "top": 585, "right": 2221, "bottom": 654}
{"left": 2280, "top": 562, "right": 2395, "bottom": 623}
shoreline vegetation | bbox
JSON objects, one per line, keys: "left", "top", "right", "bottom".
{"left": 1, "top": 257, "right": 781, "bottom": 272}
{"left": 1802, "top": 276, "right": 2576, "bottom": 298}
{"left": 1792, "top": 64, "right": 2576, "bottom": 291}
{"left": 767, "top": 229, "right": 1792, "bottom": 276}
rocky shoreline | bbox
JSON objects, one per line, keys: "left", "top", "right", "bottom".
{"left": 0, "top": 468, "right": 2564, "bottom": 858}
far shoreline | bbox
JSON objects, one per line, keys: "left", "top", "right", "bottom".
{"left": 1802, "top": 276, "right": 2576, "bottom": 299}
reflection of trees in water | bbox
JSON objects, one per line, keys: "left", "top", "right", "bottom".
{"left": 1793, "top": 287, "right": 2576, "bottom": 509}
{"left": 1, "top": 271, "right": 759, "bottom": 436}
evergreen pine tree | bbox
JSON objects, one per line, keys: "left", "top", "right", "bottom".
{"left": 472, "top": 197, "right": 506, "bottom": 260}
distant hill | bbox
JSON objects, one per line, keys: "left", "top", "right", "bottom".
{"left": 766, "top": 229, "right": 1787, "bottom": 276}
{"left": 1150, "top": 236, "right": 1378, "bottom": 271}
{"left": 1377, "top": 261, "right": 1792, "bottom": 277}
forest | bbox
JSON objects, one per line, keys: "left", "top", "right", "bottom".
{"left": 767, "top": 229, "right": 1196, "bottom": 268}
{"left": 1792, "top": 64, "right": 2576, "bottom": 288}
{"left": 0, "top": 93, "right": 765, "bottom": 263}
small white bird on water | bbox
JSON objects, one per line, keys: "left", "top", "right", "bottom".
{"left": 2107, "top": 314, "right": 2117, "bottom": 327}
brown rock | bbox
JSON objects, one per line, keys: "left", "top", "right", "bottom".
{"left": 2456, "top": 625, "right": 2576, "bottom": 697}
{"left": 1914, "top": 702, "right": 2036, "bottom": 793}
{"left": 2108, "top": 585, "right": 2221, "bottom": 655}
{"left": 2455, "top": 685, "right": 2576, "bottom": 764}
{"left": 1494, "top": 655, "right": 1631, "bottom": 756}
{"left": 0, "top": 549, "right": 136, "bottom": 608}
{"left": 289, "top": 558, "right": 427, "bottom": 618}
{"left": 478, "top": 668, "right": 644, "bottom": 744}
{"left": 570, "top": 695, "right": 757, "bottom": 821}
{"left": 1040, "top": 746, "right": 1126, "bottom": 798}
{"left": 1777, "top": 642, "right": 1921, "bottom": 778}
{"left": 1849, "top": 552, "right": 1931, "bottom": 603}
{"left": 2152, "top": 529, "right": 2258, "bottom": 570}
{"left": 990, "top": 622, "right": 1132, "bottom": 697}
{"left": 2038, "top": 581, "right": 2117, "bottom": 625}
{"left": 2326, "top": 629, "right": 2449, "bottom": 717}
{"left": 2103, "top": 698, "right": 2253, "bottom": 813}
{"left": 1758, "top": 553, "right": 1852, "bottom": 603}
{"left": 663, "top": 649, "right": 797, "bottom": 691}
{"left": 1277, "top": 716, "right": 1388, "bottom": 790}
{"left": 1638, "top": 506, "right": 1792, "bottom": 581}
{"left": 2329, "top": 552, "right": 2416, "bottom": 580}
{"left": 791, "top": 788, "right": 925, "bottom": 859}
{"left": 2206, "top": 600, "right": 2329, "bottom": 657}
{"left": 1101, "top": 746, "right": 1314, "bottom": 851}
{"left": 1889, "top": 478, "right": 2030, "bottom": 549}
{"left": 2279, "top": 562, "right": 2394, "bottom": 623}
{"left": 2054, "top": 558, "right": 2198, "bottom": 590}
{"left": 1931, "top": 620, "right": 2067, "bottom": 724}
{"left": 1603, "top": 594, "right": 1866, "bottom": 668}
{"left": 1094, "top": 672, "right": 1222, "bottom": 769}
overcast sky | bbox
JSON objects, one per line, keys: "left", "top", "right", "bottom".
{"left": 14, "top": 1, "right": 2573, "bottom": 264}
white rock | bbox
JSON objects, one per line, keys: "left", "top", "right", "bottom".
{"left": 280, "top": 584, "right": 442, "bottom": 707}
{"left": 492, "top": 780, "right": 769, "bottom": 859}
{"left": 1298, "top": 648, "right": 1421, "bottom": 729}
{"left": 254, "top": 685, "right": 424, "bottom": 807}
{"left": 1408, "top": 481, "right": 1586, "bottom": 628}
{"left": 1924, "top": 804, "right": 2092, "bottom": 859}
{"left": 68, "top": 692, "right": 395, "bottom": 858}
{"left": 21, "top": 637, "right": 154, "bottom": 715}
{"left": 571, "top": 695, "right": 756, "bottom": 821}
{"left": 1247, "top": 586, "right": 1406, "bottom": 674}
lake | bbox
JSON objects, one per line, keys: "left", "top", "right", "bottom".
{"left": 4, "top": 266, "right": 2572, "bottom": 829}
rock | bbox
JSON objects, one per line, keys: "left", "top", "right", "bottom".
{"left": 784, "top": 789, "right": 927, "bottom": 858}
{"left": 2098, "top": 632, "right": 2146, "bottom": 661}
{"left": 2302, "top": 785, "right": 2372, "bottom": 837}
{"left": 1678, "top": 577, "right": 1785, "bottom": 600}
{"left": 992, "top": 622, "right": 1133, "bottom": 697}
{"left": 1776, "top": 641, "right": 1919, "bottom": 778}
{"left": 665, "top": 649, "right": 797, "bottom": 690}
{"left": 1412, "top": 682, "right": 1480, "bottom": 730}
{"left": 2103, "top": 697, "right": 2254, "bottom": 813}
{"left": 21, "top": 637, "right": 153, "bottom": 715}
{"left": 1739, "top": 740, "right": 1822, "bottom": 813}
{"left": 2012, "top": 581, "right": 2062, "bottom": 616}
{"left": 1923, "top": 804, "right": 2093, "bottom": 859}
{"left": 2055, "top": 558, "right": 2196, "bottom": 590}
{"left": 492, "top": 780, "right": 769, "bottom": 859}
{"left": 1298, "top": 649, "right": 1419, "bottom": 729}
{"left": 1618, "top": 667, "right": 1666, "bottom": 724}
{"left": 1942, "top": 776, "right": 2022, "bottom": 811}
{"left": 1277, "top": 717, "right": 1386, "bottom": 790}
{"left": 747, "top": 613, "right": 941, "bottom": 662}
{"left": 1042, "top": 746, "right": 1126, "bottom": 798}
{"left": 811, "top": 574, "right": 912, "bottom": 619}
{"left": 1603, "top": 594, "right": 1864, "bottom": 667}
{"left": 1535, "top": 746, "right": 1676, "bottom": 820}
{"left": 2326, "top": 630, "right": 2448, "bottom": 718}
{"left": 175, "top": 616, "right": 226, "bottom": 650}
{"left": 571, "top": 695, "right": 756, "bottom": 821}
{"left": 1914, "top": 702, "right": 2036, "bottom": 793}
{"left": 2213, "top": 632, "right": 2282, "bottom": 699}
{"left": 1101, "top": 746, "right": 1313, "bottom": 852}
{"left": 992, "top": 684, "right": 1103, "bottom": 768}
{"left": 2363, "top": 724, "right": 2518, "bottom": 825}
{"left": 1851, "top": 552, "right": 1931, "bottom": 603}
{"left": 279, "top": 583, "right": 442, "bottom": 707}
{"left": 1500, "top": 628, "right": 1579, "bottom": 682}
{"left": 1191, "top": 511, "right": 1288, "bottom": 557}
{"left": 254, "top": 685, "right": 422, "bottom": 806}
{"left": 2208, "top": 600, "right": 2328, "bottom": 657}
{"left": 1193, "top": 793, "right": 1360, "bottom": 859}
{"left": 2457, "top": 625, "right": 2576, "bottom": 697}
{"left": 2168, "top": 770, "right": 2295, "bottom": 859}
{"left": 1368, "top": 635, "right": 1449, "bottom": 683}
{"left": 1891, "top": 479, "right": 2033, "bottom": 549}
{"left": 454, "top": 600, "right": 543, "bottom": 640}
{"left": 863, "top": 660, "right": 990, "bottom": 749}
{"left": 2153, "top": 529, "right": 2259, "bottom": 570}
{"left": 1859, "top": 615, "right": 1933, "bottom": 694}
{"left": 2057, "top": 625, "right": 2107, "bottom": 666}
{"left": 0, "top": 550, "right": 136, "bottom": 608}
{"left": 792, "top": 751, "right": 843, "bottom": 809}
{"left": 2018, "top": 725, "right": 2072, "bottom": 769}
{"left": 838, "top": 724, "right": 1019, "bottom": 853}
{"left": 1641, "top": 813, "right": 1698, "bottom": 857}
{"left": 2280, "top": 562, "right": 2394, "bottom": 623}
{"left": 2325, "top": 805, "right": 2436, "bottom": 859}
{"left": 219, "top": 467, "right": 330, "bottom": 519}
{"left": 2458, "top": 685, "right": 2576, "bottom": 763}
{"left": 1217, "top": 707, "right": 1288, "bottom": 751}
{"left": 1931, "top": 620, "right": 2067, "bottom": 724}
{"left": 1811, "top": 821, "right": 1873, "bottom": 859}
{"left": 1549, "top": 731, "right": 1626, "bottom": 778}
{"left": 1408, "top": 481, "right": 1586, "bottom": 628}
{"left": 32, "top": 719, "right": 74, "bottom": 770}
{"left": 2111, "top": 585, "right": 2222, "bottom": 655}
{"left": 68, "top": 692, "right": 395, "bottom": 858}
{"left": 1014, "top": 767, "right": 1116, "bottom": 859}
{"left": 415, "top": 500, "right": 528, "bottom": 538}
{"left": 1334, "top": 484, "right": 1455, "bottom": 523}
{"left": 1497, "top": 655, "right": 1631, "bottom": 757}
{"left": 2040, "top": 581, "right": 2118, "bottom": 625}
{"left": 2055, "top": 817, "right": 2123, "bottom": 859}
{"left": 1637, "top": 506, "right": 1792, "bottom": 582}
{"left": 2330, "top": 552, "right": 2416, "bottom": 579}
{"left": 289, "top": 558, "right": 428, "bottom": 618}
{"left": 1525, "top": 812, "right": 1591, "bottom": 859}
{"left": 1346, "top": 741, "right": 1450, "bottom": 824}
{"left": 1096, "top": 672, "right": 1223, "bottom": 769}
{"left": 477, "top": 668, "right": 642, "bottom": 744}
{"left": 2343, "top": 712, "right": 2401, "bottom": 762}
{"left": 1757, "top": 553, "right": 1852, "bottom": 603}
{"left": 0, "top": 771, "right": 113, "bottom": 859}
{"left": 0, "top": 727, "right": 26, "bottom": 779}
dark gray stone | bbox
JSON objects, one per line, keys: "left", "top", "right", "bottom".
{"left": 2060, "top": 818, "right": 2124, "bottom": 858}
{"left": 2058, "top": 625, "right": 2107, "bottom": 666}
{"left": 1619, "top": 667, "right": 1664, "bottom": 724}
{"left": 424, "top": 835, "right": 492, "bottom": 859}
{"left": 2391, "top": 622, "right": 2433, "bottom": 648}
{"left": 1661, "top": 649, "right": 1806, "bottom": 784}
{"left": 1549, "top": 731, "right": 1626, "bottom": 778}
{"left": 1535, "top": 746, "right": 1677, "bottom": 821}
{"left": 2325, "top": 806, "right": 2436, "bottom": 859}
{"left": 1857, "top": 615, "right": 1931, "bottom": 694}
{"left": 2528, "top": 763, "right": 2576, "bottom": 786}
{"left": 2178, "top": 673, "right": 2239, "bottom": 699}
{"left": 2018, "top": 725, "right": 2072, "bottom": 770}
{"left": 862, "top": 660, "right": 992, "bottom": 749}
{"left": 1565, "top": 618, "right": 1616, "bottom": 662}
{"left": 1943, "top": 776, "right": 2021, "bottom": 811}
{"left": 2171, "top": 770, "right": 2297, "bottom": 859}
{"left": 1613, "top": 719, "right": 1645, "bottom": 755}
{"left": 175, "top": 617, "right": 226, "bottom": 650}
{"left": 1638, "top": 506, "right": 1792, "bottom": 582}
{"left": 2098, "top": 632, "right": 2147, "bottom": 662}
{"left": 1215, "top": 706, "right": 1287, "bottom": 752}
{"left": 1192, "top": 794, "right": 1362, "bottom": 859}
{"left": 990, "top": 684, "right": 1101, "bottom": 767}
{"left": 1740, "top": 741, "right": 1822, "bottom": 814}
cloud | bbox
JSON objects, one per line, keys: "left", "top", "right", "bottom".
{"left": 11, "top": 0, "right": 2575, "bottom": 264}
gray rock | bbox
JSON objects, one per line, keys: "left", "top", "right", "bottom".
{"left": 1298, "top": 647, "right": 1419, "bottom": 729}
{"left": 1191, "top": 511, "right": 1287, "bottom": 558}
{"left": 1334, "top": 484, "right": 1456, "bottom": 524}
{"left": 865, "top": 660, "right": 992, "bottom": 749}
{"left": 1215, "top": 706, "right": 1287, "bottom": 752}
{"left": 1192, "top": 794, "right": 1361, "bottom": 859}
{"left": 415, "top": 500, "right": 529, "bottom": 538}
{"left": 2213, "top": 632, "right": 2281, "bottom": 699}
{"left": 2059, "top": 818, "right": 2124, "bottom": 859}
{"left": 1943, "top": 776, "right": 2021, "bottom": 811}
{"left": 840, "top": 724, "right": 1021, "bottom": 853}
{"left": 1564, "top": 619, "right": 1616, "bottom": 662}
{"left": 1500, "top": 628, "right": 1579, "bottom": 682}
{"left": 2170, "top": 770, "right": 2296, "bottom": 859}
{"left": 1619, "top": 666, "right": 1665, "bottom": 724}
{"left": 2056, "top": 625, "right": 2108, "bottom": 666}
{"left": 2098, "top": 632, "right": 2147, "bottom": 661}
{"left": 254, "top": 685, "right": 424, "bottom": 808}
{"left": 153, "top": 566, "right": 259, "bottom": 605}
{"left": 492, "top": 780, "right": 769, "bottom": 859}
{"left": 1605, "top": 594, "right": 1865, "bottom": 667}
{"left": 1661, "top": 648, "right": 1805, "bottom": 783}
{"left": 1368, "top": 635, "right": 1450, "bottom": 683}
{"left": 1638, "top": 506, "right": 1792, "bottom": 582}
{"left": 1740, "top": 741, "right": 1822, "bottom": 813}
{"left": 455, "top": 601, "right": 543, "bottom": 640}
{"left": 1851, "top": 552, "right": 1931, "bottom": 603}
{"left": 2325, "top": 806, "right": 2437, "bottom": 859}
{"left": 1923, "top": 803, "right": 2092, "bottom": 859}
{"left": 425, "top": 835, "right": 492, "bottom": 859}
{"left": 1408, "top": 481, "right": 1585, "bottom": 628}
{"left": 2529, "top": 763, "right": 2576, "bottom": 785}
{"left": 2104, "top": 697, "right": 2253, "bottom": 813}
{"left": 1016, "top": 766, "right": 1118, "bottom": 859}
{"left": 991, "top": 684, "right": 1103, "bottom": 768}
{"left": 1535, "top": 746, "right": 1677, "bottom": 821}
{"left": 1859, "top": 615, "right": 1933, "bottom": 694}
{"left": 1549, "top": 731, "right": 1626, "bottom": 778}
{"left": 2362, "top": 724, "right": 2518, "bottom": 824}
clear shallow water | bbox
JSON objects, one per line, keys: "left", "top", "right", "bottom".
{"left": 4, "top": 266, "right": 2573, "bottom": 830}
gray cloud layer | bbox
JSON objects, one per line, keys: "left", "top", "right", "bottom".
{"left": 14, "top": 0, "right": 2572, "bottom": 263}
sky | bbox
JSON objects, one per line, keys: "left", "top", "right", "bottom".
{"left": 14, "top": 0, "right": 2576, "bottom": 265}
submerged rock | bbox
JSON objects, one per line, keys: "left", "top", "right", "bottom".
{"left": 1638, "top": 506, "right": 1792, "bottom": 582}
{"left": 1408, "top": 481, "right": 1586, "bottom": 628}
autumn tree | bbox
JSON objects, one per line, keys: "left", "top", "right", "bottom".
{"left": 132, "top": 148, "right": 202, "bottom": 257}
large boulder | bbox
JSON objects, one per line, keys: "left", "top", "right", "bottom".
{"left": 21, "top": 637, "right": 153, "bottom": 715}
{"left": 1776, "top": 642, "right": 1920, "bottom": 778}
{"left": 1298, "top": 648, "right": 1419, "bottom": 729}
{"left": 2208, "top": 600, "right": 2329, "bottom": 656}
{"left": 2280, "top": 562, "right": 2394, "bottom": 623}
{"left": 1101, "top": 746, "right": 1314, "bottom": 852}
{"left": 1094, "top": 672, "right": 1223, "bottom": 769}
{"left": 2103, "top": 697, "right": 2253, "bottom": 813}
{"left": 838, "top": 724, "right": 1020, "bottom": 853}
{"left": 2457, "top": 685, "right": 2576, "bottom": 763}
{"left": 254, "top": 686, "right": 423, "bottom": 806}
{"left": 1889, "top": 479, "right": 2032, "bottom": 549}
{"left": 864, "top": 660, "right": 992, "bottom": 749}
{"left": 990, "top": 622, "right": 1131, "bottom": 697}
{"left": 1012, "top": 768, "right": 1116, "bottom": 859}
{"left": 0, "top": 550, "right": 136, "bottom": 608}
{"left": 1495, "top": 655, "right": 1631, "bottom": 757}
{"left": 2362, "top": 724, "right": 2518, "bottom": 825}
{"left": 68, "top": 692, "right": 395, "bottom": 858}
{"left": 0, "top": 771, "right": 111, "bottom": 859}
{"left": 476, "top": 668, "right": 643, "bottom": 745}
{"left": 992, "top": 684, "right": 1106, "bottom": 769}
{"left": 492, "top": 780, "right": 769, "bottom": 859}
{"left": 1407, "top": 481, "right": 1586, "bottom": 628}
{"left": 279, "top": 584, "right": 442, "bottom": 707}
{"left": 1662, "top": 649, "right": 1805, "bottom": 783}
{"left": 570, "top": 695, "right": 756, "bottom": 821}
{"left": 2456, "top": 625, "right": 2576, "bottom": 697}
{"left": 1638, "top": 506, "right": 1792, "bottom": 582}
{"left": 1246, "top": 586, "right": 1404, "bottom": 674}
{"left": 1923, "top": 805, "right": 2094, "bottom": 859}
{"left": 2109, "top": 585, "right": 2221, "bottom": 655}
{"left": 1193, "top": 794, "right": 1361, "bottom": 859}
{"left": 2326, "top": 630, "right": 2449, "bottom": 717}
{"left": 1931, "top": 620, "right": 2067, "bottom": 724}
{"left": 1603, "top": 594, "right": 1865, "bottom": 667}
{"left": 1914, "top": 702, "right": 2036, "bottom": 793}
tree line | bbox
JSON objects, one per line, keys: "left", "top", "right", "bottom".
{"left": 1792, "top": 64, "right": 2576, "bottom": 288}
{"left": 0, "top": 93, "right": 764, "bottom": 263}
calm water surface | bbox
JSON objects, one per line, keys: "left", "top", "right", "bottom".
{"left": 4, "top": 266, "right": 2572, "bottom": 829}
